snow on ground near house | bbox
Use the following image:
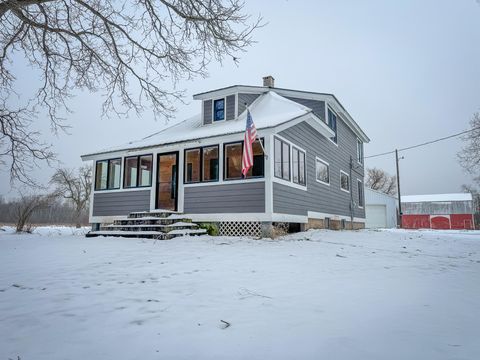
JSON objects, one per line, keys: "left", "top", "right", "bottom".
{"left": 0, "top": 228, "right": 479, "bottom": 360}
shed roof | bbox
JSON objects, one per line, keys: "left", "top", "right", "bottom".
{"left": 401, "top": 193, "right": 473, "bottom": 203}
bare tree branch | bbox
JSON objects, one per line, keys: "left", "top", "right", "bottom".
{"left": 458, "top": 113, "right": 480, "bottom": 175}
{"left": 0, "top": 0, "right": 263, "bottom": 184}
{"left": 365, "top": 167, "right": 397, "bottom": 196}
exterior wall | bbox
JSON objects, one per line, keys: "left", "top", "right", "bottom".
{"left": 402, "top": 200, "right": 473, "bottom": 215}
{"left": 237, "top": 93, "right": 261, "bottom": 115}
{"left": 286, "top": 97, "right": 326, "bottom": 122}
{"left": 184, "top": 182, "right": 265, "bottom": 214}
{"left": 365, "top": 188, "right": 397, "bottom": 228}
{"left": 273, "top": 121, "right": 365, "bottom": 219}
{"left": 226, "top": 95, "right": 236, "bottom": 120}
{"left": 92, "top": 190, "right": 151, "bottom": 216}
{"left": 203, "top": 99, "right": 212, "bottom": 125}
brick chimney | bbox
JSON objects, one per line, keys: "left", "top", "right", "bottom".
{"left": 263, "top": 75, "right": 275, "bottom": 88}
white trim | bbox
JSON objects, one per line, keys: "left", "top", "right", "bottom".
{"left": 315, "top": 157, "right": 330, "bottom": 186}
{"left": 356, "top": 138, "right": 364, "bottom": 166}
{"left": 264, "top": 134, "right": 273, "bottom": 214}
{"left": 357, "top": 178, "right": 364, "bottom": 209}
{"left": 307, "top": 211, "right": 365, "bottom": 223}
{"left": 272, "top": 134, "right": 308, "bottom": 191}
{"left": 340, "top": 170, "right": 350, "bottom": 193}
{"left": 234, "top": 93, "right": 239, "bottom": 119}
{"left": 183, "top": 178, "right": 264, "bottom": 187}
{"left": 326, "top": 105, "right": 339, "bottom": 146}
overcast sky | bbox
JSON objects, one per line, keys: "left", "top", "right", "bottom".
{"left": 1, "top": 0, "right": 479, "bottom": 198}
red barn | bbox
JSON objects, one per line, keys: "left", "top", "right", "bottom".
{"left": 401, "top": 193, "right": 475, "bottom": 230}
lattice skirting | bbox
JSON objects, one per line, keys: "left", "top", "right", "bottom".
{"left": 219, "top": 221, "right": 261, "bottom": 237}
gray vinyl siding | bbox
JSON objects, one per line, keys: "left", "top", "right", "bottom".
{"left": 226, "top": 95, "right": 236, "bottom": 120}
{"left": 184, "top": 182, "right": 265, "bottom": 213}
{"left": 273, "top": 120, "right": 365, "bottom": 219}
{"left": 237, "top": 93, "right": 261, "bottom": 116}
{"left": 203, "top": 100, "right": 212, "bottom": 125}
{"left": 93, "top": 190, "right": 151, "bottom": 216}
{"left": 286, "top": 97, "right": 326, "bottom": 122}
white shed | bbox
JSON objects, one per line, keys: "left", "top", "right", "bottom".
{"left": 365, "top": 188, "right": 398, "bottom": 228}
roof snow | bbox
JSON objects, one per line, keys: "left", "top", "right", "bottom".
{"left": 81, "top": 91, "right": 317, "bottom": 158}
{"left": 402, "top": 193, "right": 473, "bottom": 203}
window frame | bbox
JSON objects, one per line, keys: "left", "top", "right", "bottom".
{"left": 292, "top": 146, "right": 306, "bottom": 186}
{"left": 274, "top": 136, "right": 291, "bottom": 182}
{"left": 315, "top": 157, "right": 330, "bottom": 186}
{"left": 340, "top": 170, "right": 350, "bottom": 193}
{"left": 357, "top": 178, "right": 364, "bottom": 208}
{"left": 95, "top": 158, "right": 122, "bottom": 191}
{"left": 327, "top": 107, "right": 338, "bottom": 144}
{"left": 123, "top": 154, "right": 153, "bottom": 189}
{"left": 223, "top": 138, "right": 265, "bottom": 181}
{"left": 213, "top": 97, "right": 226, "bottom": 122}
{"left": 357, "top": 139, "right": 364, "bottom": 165}
{"left": 183, "top": 144, "right": 220, "bottom": 184}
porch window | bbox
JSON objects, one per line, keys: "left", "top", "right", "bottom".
{"left": 292, "top": 146, "right": 306, "bottom": 186}
{"left": 224, "top": 139, "right": 264, "bottom": 180}
{"left": 185, "top": 148, "right": 201, "bottom": 183}
{"left": 184, "top": 145, "right": 219, "bottom": 183}
{"left": 95, "top": 158, "right": 121, "bottom": 190}
{"left": 124, "top": 154, "right": 152, "bottom": 188}
{"left": 274, "top": 137, "right": 290, "bottom": 181}
{"left": 203, "top": 146, "right": 219, "bottom": 181}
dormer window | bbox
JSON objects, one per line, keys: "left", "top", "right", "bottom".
{"left": 213, "top": 98, "right": 225, "bottom": 121}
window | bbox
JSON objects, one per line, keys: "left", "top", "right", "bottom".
{"left": 124, "top": 154, "right": 152, "bottom": 188}
{"left": 357, "top": 139, "right": 364, "bottom": 164}
{"left": 274, "top": 137, "right": 290, "bottom": 181}
{"left": 340, "top": 171, "right": 350, "bottom": 192}
{"left": 184, "top": 146, "right": 219, "bottom": 183}
{"left": 203, "top": 146, "right": 219, "bottom": 181}
{"left": 292, "top": 147, "right": 306, "bottom": 185}
{"left": 224, "top": 139, "right": 264, "bottom": 180}
{"left": 316, "top": 158, "right": 330, "bottom": 184}
{"left": 358, "top": 179, "right": 364, "bottom": 207}
{"left": 328, "top": 109, "right": 338, "bottom": 143}
{"left": 95, "top": 158, "right": 121, "bottom": 190}
{"left": 213, "top": 98, "right": 225, "bottom": 121}
{"left": 185, "top": 148, "right": 201, "bottom": 183}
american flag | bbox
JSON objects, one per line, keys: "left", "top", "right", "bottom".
{"left": 242, "top": 109, "right": 257, "bottom": 177}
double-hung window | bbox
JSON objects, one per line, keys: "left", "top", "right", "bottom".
{"left": 328, "top": 109, "right": 338, "bottom": 143}
{"left": 95, "top": 158, "right": 121, "bottom": 190}
{"left": 292, "top": 146, "right": 306, "bottom": 186}
{"left": 213, "top": 98, "right": 225, "bottom": 121}
{"left": 340, "top": 171, "right": 350, "bottom": 193}
{"left": 224, "top": 139, "right": 264, "bottom": 180}
{"left": 357, "top": 139, "right": 364, "bottom": 164}
{"left": 358, "top": 179, "right": 364, "bottom": 207}
{"left": 315, "top": 158, "right": 330, "bottom": 185}
{"left": 124, "top": 154, "right": 152, "bottom": 188}
{"left": 274, "top": 137, "right": 290, "bottom": 181}
{"left": 184, "top": 145, "right": 219, "bottom": 183}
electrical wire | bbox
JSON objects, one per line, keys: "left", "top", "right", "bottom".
{"left": 365, "top": 126, "right": 480, "bottom": 159}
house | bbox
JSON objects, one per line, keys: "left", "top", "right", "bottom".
{"left": 364, "top": 188, "right": 398, "bottom": 228}
{"left": 401, "top": 193, "right": 475, "bottom": 230}
{"left": 81, "top": 76, "right": 370, "bottom": 237}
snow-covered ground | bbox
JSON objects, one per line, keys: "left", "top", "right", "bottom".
{"left": 0, "top": 227, "right": 479, "bottom": 360}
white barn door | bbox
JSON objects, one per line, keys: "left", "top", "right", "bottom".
{"left": 366, "top": 205, "right": 387, "bottom": 228}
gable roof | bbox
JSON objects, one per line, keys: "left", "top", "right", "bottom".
{"left": 81, "top": 91, "right": 333, "bottom": 160}
{"left": 193, "top": 85, "right": 370, "bottom": 143}
{"left": 402, "top": 193, "right": 473, "bottom": 203}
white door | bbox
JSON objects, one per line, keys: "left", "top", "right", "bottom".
{"left": 366, "top": 205, "right": 387, "bottom": 228}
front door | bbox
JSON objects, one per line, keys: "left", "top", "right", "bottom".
{"left": 156, "top": 152, "right": 178, "bottom": 211}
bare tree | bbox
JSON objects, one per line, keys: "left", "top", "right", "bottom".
{"left": 50, "top": 165, "right": 91, "bottom": 227}
{"left": 458, "top": 113, "right": 480, "bottom": 175}
{"left": 1, "top": 0, "right": 262, "bottom": 184}
{"left": 11, "top": 192, "right": 54, "bottom": 232}
{"left": 365, "top": 167, "right": 397, "bottom": 196}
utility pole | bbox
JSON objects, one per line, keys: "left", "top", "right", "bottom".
{"left": 395, "top": 149, "right": 402, "bottom": 228}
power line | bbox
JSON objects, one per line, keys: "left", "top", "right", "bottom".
{"left": 365, "top": 126, "right": 480, "bottom": 159}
